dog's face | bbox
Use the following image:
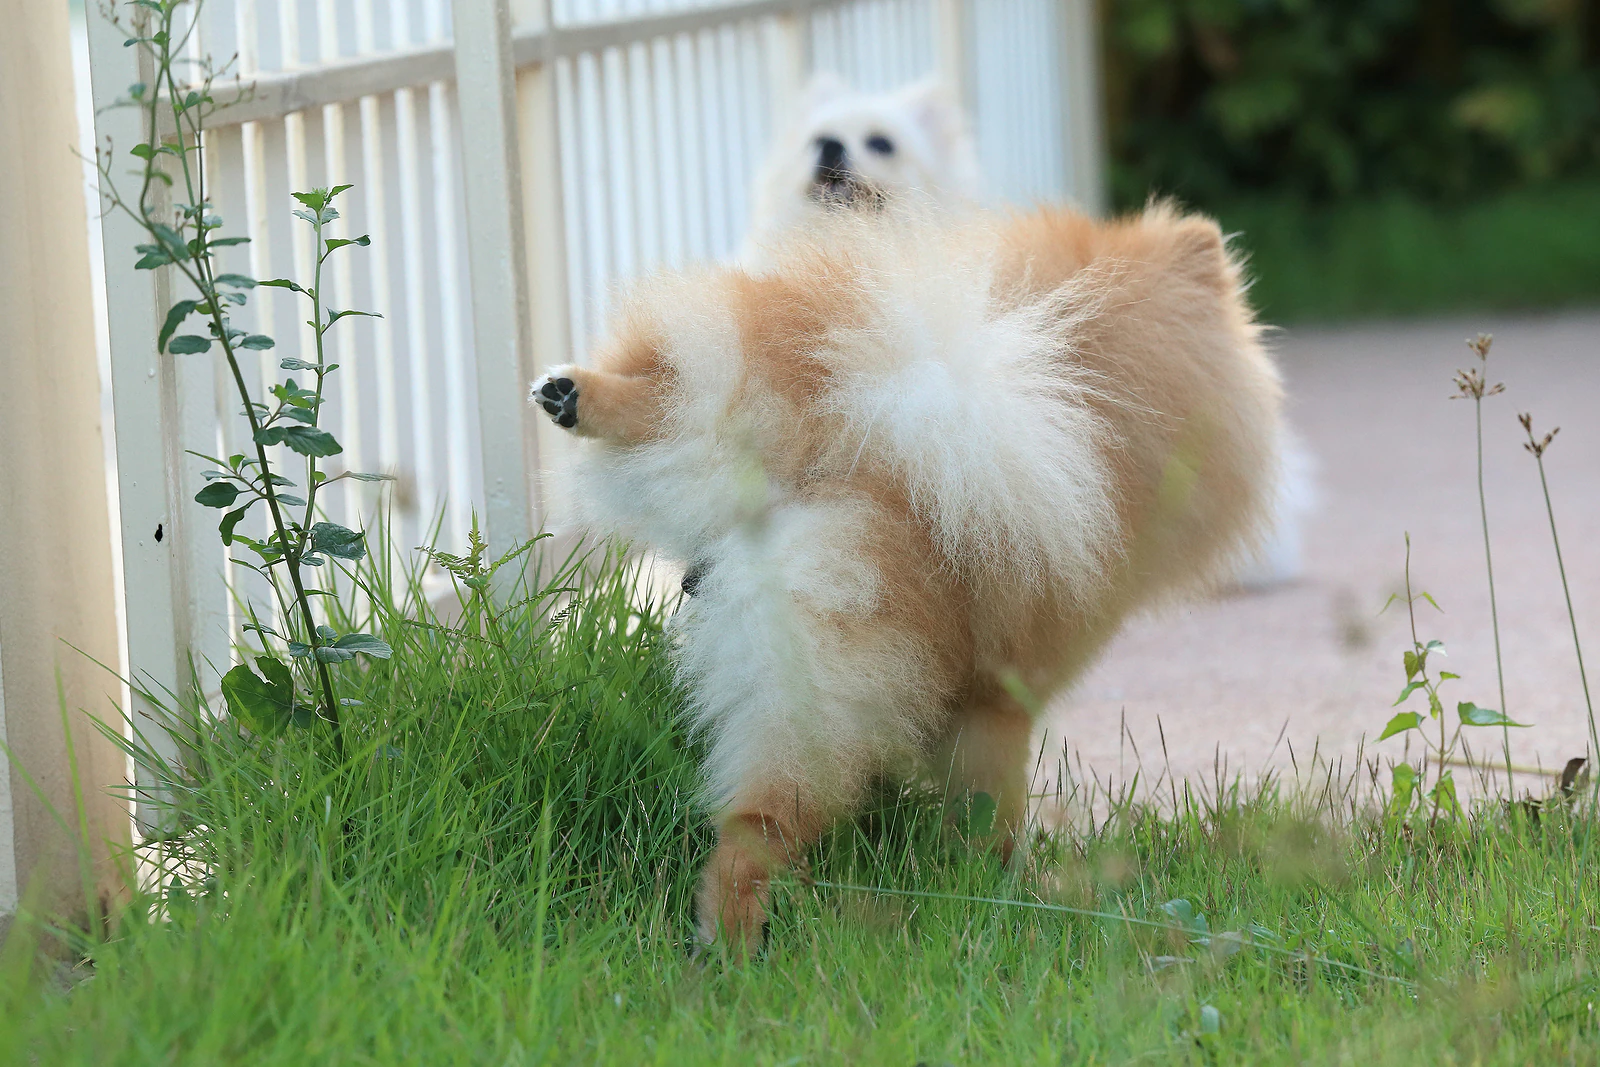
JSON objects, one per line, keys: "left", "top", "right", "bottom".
{"left": 750, "top": 74, "right": 982, "bottom": 240}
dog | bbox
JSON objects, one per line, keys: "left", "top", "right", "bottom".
{"left": 745, "top": 73, "right": 982, "bottom": 253}
{"left": 531, "top": 202, "right": 1283, "bottom": 952}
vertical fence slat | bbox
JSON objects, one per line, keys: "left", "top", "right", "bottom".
{"left": 1059, "top": 0, "right": 1105, "bottom": 214}
{"left": 452, "top": 0, "right": 540, "bottom": 553}
{"left": 87, "top": 4, "right": 231, "bottom": 829}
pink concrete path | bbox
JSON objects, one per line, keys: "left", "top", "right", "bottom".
{"left": 1041, "top": 311, "right": 1600, "bottom": 805}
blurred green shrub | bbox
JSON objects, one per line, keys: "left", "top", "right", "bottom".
{"left": 1103, "top": 0, "right": 1600, "bottom": 209}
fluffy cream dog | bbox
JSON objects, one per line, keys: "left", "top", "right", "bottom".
{"left": 532, "top": 203, "right": 1282, "bottom": 952}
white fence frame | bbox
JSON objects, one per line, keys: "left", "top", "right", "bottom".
{"left": 86, "top": 0, "right": 1103, "bottom": 827}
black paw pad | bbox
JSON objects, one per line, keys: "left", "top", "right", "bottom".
{"left": 535, "top": 376, "right": 578, "bottom": 429}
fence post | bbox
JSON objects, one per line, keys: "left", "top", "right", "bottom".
{"left": 1059, "top": 0, "right": 1107, "bottom": 215}
{"left": 514, "top": 0, "right": 573, "bottom": 503}
{"left": 453, "top": 0, "right": 541, "bottom": 557}
{"left": 86, "top": 0, "right": 231, "bottom": 831}
{"left": 0, "top": 0, "right": 131, "bottom": 933}
{"left": 934, "top": 0, "right": 972, "bottom": 118}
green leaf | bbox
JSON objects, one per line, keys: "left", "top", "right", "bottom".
{"left": 287, "top": 641, "right": 311, "bottom": 659}
{"left": 292, "top": 208, "right": 320, "bottom": 226}
{"left": 1389, "top": 763, "right": 1417, "bottom": 817}
{"left": 341, "top": 472, "right": 394, "bottom": 482}
{"left": 1159, "top": 898, "right": 1208, "bottom": 935}
{"left": 313, "top": 644, "right": 356, "bottom": 663}
{"left": 220, "top": 660, "right": 293, "bottom": 737}
{"left": 291, "top": 190, "right": 327, "bottom": 211}
{"left": 159, "top": 300, "right": 199, "bottom": 353}
{"left": 324, "top": 235, "right": 371, "bottom": 253}
{"left": 134, "top": 246, "right": 172, "bottom": 270}
{"left": 1430, "top": 772, "right": 1463, "bottom": 819}
{"left": 150, "top": 222, "right": 190, "bottom": 261}
{"left": 280, "top": 357, "right": 318, "bottom": 371}
{"left": 208, "top": 236, "right": 251, "bottom": 248}
{"left": 326, "top": 308, "right": 380, "bottom": 325}
{"left": 333, "top": 633, "right": 392, "bottom": 659}
{"left": 219, "top": 502, "right": 255, "bottom": 545}
{"left": 214, "top": 273, "right": 257, "bottom": 288}
{"left": 1439, "top": 671, "right": 1461, "bottom": 681}
{"left": 275, "top": 494, "right": 307, "bottom": 507}
{"left": 1403, "top": 650, "right": 1420, "bottom": 680}
{"left": 169, "top": 334, "right": 213, "bottom": 354}
{"left": 311, "top": 522, "right": 366, "bottom": 560}
{"left": 130, "top": 142, "right": 156, "bottom": 160}
{"left": 259, "top": 278, "right": 306, "bottom": 293}
{"left": 1377, "top": 711, "right": 1422, "bottom": 741}
{"left": 238, "top": 334, "right": 275, "bottom": 350}
{"left": 194, "top": 481, "right": 241, "bottom": 508}
{"left": 1424, "top": 639, "right": 1446, "bottom": 657}
{"left": 254, "top": 425, "right": 342, "bottom": 457}
{"left": 1457, "top": 702, "right": 1529, "bottom": 728}
{"left": 329, "top": 183, "right": 354, "bottom": 199}
{"left": 1393, "top": 680, "right": 1426, "bottom": 706}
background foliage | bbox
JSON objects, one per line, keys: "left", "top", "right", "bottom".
{"left": 1103, "top": 0, "right": 1600, "bottom": 209}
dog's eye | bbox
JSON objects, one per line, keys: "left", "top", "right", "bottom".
{"left": 865, "top": 133, "right": 895, "bottom": 156}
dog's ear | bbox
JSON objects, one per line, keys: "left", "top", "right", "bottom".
{"left": 801, "top": 71, "right": 852, "bottom": 113}
{"left": 894, "top": 79, "right": 970, "bottom": 155}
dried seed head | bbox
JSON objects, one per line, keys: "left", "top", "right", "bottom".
{"left": 1520, "top": 412, "right": 1559, "bottom": 457}
{"left": 1452, "top": 334, "right": 1503, "bottom": 400}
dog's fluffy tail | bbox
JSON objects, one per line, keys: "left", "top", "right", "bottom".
{"left": 819, "top": 220, "right": 1122, "bottom": 602}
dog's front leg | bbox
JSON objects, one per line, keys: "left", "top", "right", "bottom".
{"left": 530, "top": 363, "right": 664, "bottom": 444}
{"left": 696, "top": 789, "right": 828, "bottom": 957}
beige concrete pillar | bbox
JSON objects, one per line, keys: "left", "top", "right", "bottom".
{"left": 0, "top": 0, "right": 130, "bottom": 936}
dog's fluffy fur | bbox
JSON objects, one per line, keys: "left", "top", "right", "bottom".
{"left": 532, "top": 203, "right": 1282, "bottom": 951}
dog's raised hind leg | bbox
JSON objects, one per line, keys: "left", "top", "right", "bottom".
{"left": 530, "top": 363, "right": 664, "bottom": 444}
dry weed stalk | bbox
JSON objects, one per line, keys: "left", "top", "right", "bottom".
{"left": 1518, "top": 411, "right": 1598, "bottom": 782}
{"left": 1450, "top": 333, "right": 1513, "bottom": 789}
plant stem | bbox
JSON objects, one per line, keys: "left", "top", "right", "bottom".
{"left": 135, "top": 1, "right": 342, "bottom": 751}
{"left": 1474, "top": 397, "right": 1513, "bottom": 792}
{"left": 1533, "top": 453, "right": 1598, "bottom": 784}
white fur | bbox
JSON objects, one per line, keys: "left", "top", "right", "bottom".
{"left": 809, "top": 223, "right": 1121, "bottom": 598}
{"left": 669, "top": 499, "right": 939, "bottom": 805}
{"left": 747, "top": 75, "right": 982, "bottom": 255}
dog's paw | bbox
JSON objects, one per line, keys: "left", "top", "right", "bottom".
{"left": 530, "top": 370, "right": 579, "bottom": 429}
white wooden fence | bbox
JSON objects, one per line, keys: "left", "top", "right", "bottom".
{"left": 84, "top": 0, "right": 1103, "bottom": 825}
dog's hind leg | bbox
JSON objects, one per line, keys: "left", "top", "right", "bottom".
{"left": 933, "top": 685, "right": 1033, "bottom": 862}
{"left": 530, "top": 362, "right": 664, "bottom": 444}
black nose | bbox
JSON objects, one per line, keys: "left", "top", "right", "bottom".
{"left": 815, "top": 136, "right": 847, "bottom": 177}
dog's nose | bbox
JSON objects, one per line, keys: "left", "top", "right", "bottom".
{"left": 815, "top": 136, "right": 847, "bottom": 176}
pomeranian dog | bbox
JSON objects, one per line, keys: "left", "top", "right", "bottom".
{"left": 749, "top": 74, "right": 1310, "bottom": 589}
{"left": 531, "top": 201, "right": 1282, "bottom": 952}
{"left": 745, "top": 73, "right": 982, "bottom": 251}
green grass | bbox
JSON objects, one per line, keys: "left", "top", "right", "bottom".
{"left": 1212, "top": 181, "right": 1600, "bottom": 325}
{"left": 3, "top": 539, "right": 1599, "bottom": 1065}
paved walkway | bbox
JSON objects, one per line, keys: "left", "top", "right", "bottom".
{"left": 1041, "top": 310, "right": 1600, "bottom": 807}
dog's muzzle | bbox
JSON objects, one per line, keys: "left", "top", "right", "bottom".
{"left": 809, "top": 135, "right": 881, "bottom": 208}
